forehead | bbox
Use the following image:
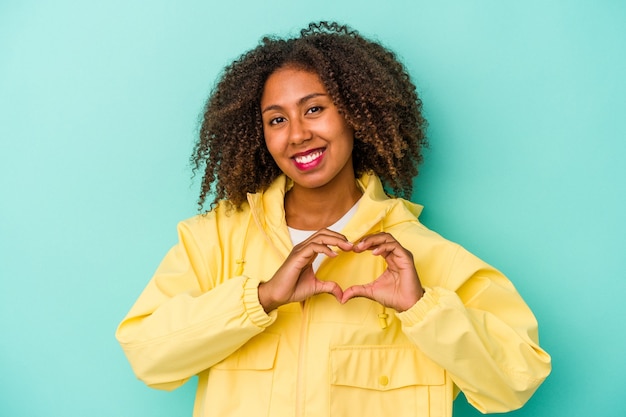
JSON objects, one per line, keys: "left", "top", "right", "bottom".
{"left": 261, "top": 67, "right": 327, "bottom": 107}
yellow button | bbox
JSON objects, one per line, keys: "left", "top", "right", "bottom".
{"left": 379, "top": 375, "right": 389, "bottom": 386}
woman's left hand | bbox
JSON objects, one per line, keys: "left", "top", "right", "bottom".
{"left": 341, "top": 232, "right": 425, "bottom": 312}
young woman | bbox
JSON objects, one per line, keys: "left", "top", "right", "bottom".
{"left": 116, "top": 21, "right": 551, "bottom": 417}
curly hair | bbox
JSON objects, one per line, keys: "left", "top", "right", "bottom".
{"left": 192, "top": 21, "right": 427, "bottom": 211}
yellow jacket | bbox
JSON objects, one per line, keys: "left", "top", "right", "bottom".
{"left": 116, "top": 174, "right": 551, "bottom": 417}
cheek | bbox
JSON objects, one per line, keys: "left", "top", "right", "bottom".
{"left": 263, "top": 132, "right": 276, "bottom": 153}
{"left": 263, "top": 136, "right": 283, "bottom": 164}
{"left": 340, "top": 126, "right": 355, "bottom": 151}
{"left": 333, "top": 116, "right": 354, "bottom": 143}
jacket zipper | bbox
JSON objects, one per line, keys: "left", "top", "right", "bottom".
{"left": 295, "top": 300, "right": 309, "bottom": 417}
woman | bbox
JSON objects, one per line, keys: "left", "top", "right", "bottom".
{"left": 116, "top": 21, "right": 551, "bottom": 417}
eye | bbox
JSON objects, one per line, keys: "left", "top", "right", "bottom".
{"left": 269, "top": 116, "right": 286, "bottom": 126}
{"left": 306, "top": 106, "right": 323, "bottom": 115}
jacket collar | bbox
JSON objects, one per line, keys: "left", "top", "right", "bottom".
{"left": 247, "top": 175, "right": 292, "bottom": 257}
{"left": 246, "top": 174, "right": 423, "bottom": 257}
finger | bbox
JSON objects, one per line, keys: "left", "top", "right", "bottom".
{"left": 299, "top": 234, "right": 354, "bottom": 253}
{"left": 341, "top": 283, "right": 375, "bottom": 304}
{"left": 313, "top": 229, "right": 354, "bottom": 246}
{"left": 370, "top": 241, "right": 409, "bottom": 257}
{"left": 370, "top": 245, "right": 417, "bottom": 275}
{"left": 304, "top": 242, "right": 341, "bottom": 258}
{"left": 334, "top": 240, "right": 356, "bottom": 251}
{"left": 314, "top": 236, "right": 354, "bottom": 251}
{"left": 287, "top": 243, "right": 339, "bottom": 271}
{"left": 353, "top": 233, "right": 396, "bottom": 252}
{"left": 315, "top": 280, "right": 344, "bottom": 302}
{"left": 311, "top": 238, "right": 354, "bottom": 252}
{"left": 297, "top": 229, "right": 350, "bottom": 244}
{"left": 306, "top": 228, "right": 351, "bottom": 244}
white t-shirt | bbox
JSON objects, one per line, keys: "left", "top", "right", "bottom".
{"left": 287, "top": 201, "right": 359, "bottom": 272}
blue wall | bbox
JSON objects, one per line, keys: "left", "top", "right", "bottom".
{"left": 1, "top": 1, "right": 624, "bottom": 416}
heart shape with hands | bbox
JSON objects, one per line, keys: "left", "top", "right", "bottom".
{"left": 257, "top": 230, "right": 425, "bottom": 313}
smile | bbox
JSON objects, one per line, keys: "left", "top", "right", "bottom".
{"left": 294, "top": 150, "right": 323, "bottom": 164}
{"left": 292, "top": 148, "right": 325, "bottom": 170}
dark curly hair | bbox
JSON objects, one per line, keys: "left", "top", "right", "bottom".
{"left": 192, "top": 21, "right": 427, "bottom": 211}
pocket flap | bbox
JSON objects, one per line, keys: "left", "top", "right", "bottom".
{"left": 213, "top": 332, "right": 280, "bottom": 370}
{"left": 330, "top": 345, "right": 444, "bottom": 390}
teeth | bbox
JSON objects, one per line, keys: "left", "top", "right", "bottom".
{"left": 295, "top": 150, "right": 322, "bottom": 164}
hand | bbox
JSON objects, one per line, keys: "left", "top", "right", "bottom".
{"left": 258, "top": 229, "right": 353, "bottom": 312}
{"left": 341, "top": 232, "right": 424, "bottom": 312}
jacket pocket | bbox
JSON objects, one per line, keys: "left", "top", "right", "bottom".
{"left": 203, "top": 333, "right": 279, "bottom": 417}
{"left": 329, "top": 345, "right": 447, "bottom": 417}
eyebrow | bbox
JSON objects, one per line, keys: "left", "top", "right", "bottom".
{"left": 261, "top": 93, "right": 327, "bottom": 114}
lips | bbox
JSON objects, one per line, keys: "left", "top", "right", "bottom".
{"left": 292, "top": 148, "right": 325, "bottom": 170}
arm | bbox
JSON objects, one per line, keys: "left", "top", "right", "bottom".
{"left": 115, "top": 218, "right": 275, "bottom": 390}
{"left": 397, "top": 247, "right": 551, "bottom": 412}
{"left": 342, "top": 232, "right": 551, "bottom": 412}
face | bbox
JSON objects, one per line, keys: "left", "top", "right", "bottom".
{"left": 260, "top": 66, "right": 355, "bottom": 191}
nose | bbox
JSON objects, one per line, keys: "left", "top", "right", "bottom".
{"left": 288, "top": 116, "right": 311, "bottom": 145}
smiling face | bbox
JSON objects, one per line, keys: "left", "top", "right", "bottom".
{"left": 261, "top": 66, "right": 356, "bottom": 192}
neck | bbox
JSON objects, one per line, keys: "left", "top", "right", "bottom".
{"left": 285, "top": 176, "right": 362, "bottom": 231}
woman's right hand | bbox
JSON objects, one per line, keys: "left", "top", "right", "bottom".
{"left": 258, "top": 229, "right": 353, "bottom": 313}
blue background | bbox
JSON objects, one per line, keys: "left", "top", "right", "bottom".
{"left": 1, "top": 1, "right": 625, "bottom": 416}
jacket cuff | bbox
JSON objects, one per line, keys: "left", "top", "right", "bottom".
{"left": 396, "top": 287, "right": 440, "bottom": 326}
{"left": 243, "top": 277, "right": 277, "bottom": 328}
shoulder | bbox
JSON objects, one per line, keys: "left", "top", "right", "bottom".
{"left": 391, "top": 216, "right": 457, "bottom": 252}
{"left": 177, "top": 201, "right": 253, "bottom": 241}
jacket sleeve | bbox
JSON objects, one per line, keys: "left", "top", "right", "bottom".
{"left": 115, "top": 218, "right": 276, "bottom": 390}
{"left": 396, "top": 244, "right": 551, "bottom": 413}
